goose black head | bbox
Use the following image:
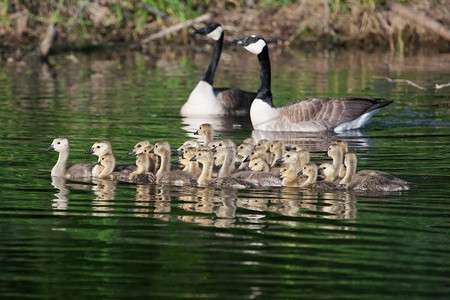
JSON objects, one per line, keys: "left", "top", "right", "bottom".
{"left": 232, "top": 35, "right": 267, "bottom": 55}
{"left": 193, "top": 22, "right": 223, "bottom": 41}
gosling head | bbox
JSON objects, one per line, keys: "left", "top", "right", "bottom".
{"left": 46, "top": 137, "right": 69, "bottom": 152}
{"left": 248, "top": 157, "right": 268, "bottom": 172}
{"left": 318, "top": 162, "right": 336, "bottom": 181}
{"left": 151, "top": 141, "right": 170, "bottom": 156}
{"left": 333, "top": 140, "right": 349, "bottom": 153}
{"left": 85, "top": 141, "right": 112, "bottom": 157}
{"left": 129, "top": 140, "right": 151, "bottom": 155}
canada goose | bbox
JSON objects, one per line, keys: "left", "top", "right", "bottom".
{"left": 46, "top": 137, "right": 95, "bottom": 179}
{"left": 327, "top": 144, "right": 344, "bottom": 181}
{"left": 194, "top": 123, "right": 214, "bottom": 146}
{"left": 213, "top": 146, "right": 236, "bottom": 178}
{"left": 233, "top": 35, "right": 392, "bottom": 132}
{"left": 278, "top": 166, "right": 307, "bottom": 187}
{"left": 151, "top": 141, "right": 197, "bottom": 186}
{"left": 318, "top": 162, "right": 341, "bottom": 184}
{"left": 182, "top": 146, "right": 202, "bottom": 177}
{"left": 85, "top": 141, "right": 116, "bottom": 179}
{"left": 171, "top": 139, "right": 200, "bottom": 157}
{"left": 192, "top": 149, "right": 256, "bottom": 188}
{"left": 233, "top": 157, "right": 281, "bottom": 187}
{"left": 236, "top": 142, "right": 254, "bottom": 169}
{"left": 128, "top": 141, "right": 156, "bottom": 183}
{"left": 276, "top": 149, "right": 309, "bottom": 173}
{"left": 301, "top": 162, "right": 341, "bottom": 192}
{"left": 86, "top": 141, "right": 136, "bottom": 181}
{"left": 268, "top": 140, "right": 284, "bottom": 167}
{"left": 180, "top": 23, "right": 256, "bottom": 117}
{"left": 332, "top": 140, "right": 348, "bottom": 178}
{"left": 340, "top": 152, "right": 410, "bottom": 192}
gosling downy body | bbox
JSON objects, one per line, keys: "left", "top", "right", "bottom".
{"left": 301, "top": 162, "right": 342, "bottom": 192}
{"left": 152, "top": 141, "right": 197, "bottom": 186}
{"left": 46, "top": 137, "right": 95, "bottom": 179}
{"left": 192, "top": 149, "right": 256, "bottom": 189}
{"left": 128, "top": 141, "right": 156, "bottom": 184}
{"left": 341, "top": 152, "right": 410, "bottom": 192}
{"left": 233, "top": 35, "right": 392, "bottom": 132}
{"left": 180, "top": 23, "right": 256, "bottom": 117}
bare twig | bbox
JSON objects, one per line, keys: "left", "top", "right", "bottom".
{"left": 65, "top": 0, "right": 92, "bottom": 40}
{"left": 373, "top": 76, "right": 450, "bottom": 91}
{"left": 141, "top": 13, "right": 211, "bottom": 45}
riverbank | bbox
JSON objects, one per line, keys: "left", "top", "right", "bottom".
{"left": 1, "top": 0, "right": 449, "bottom": 59}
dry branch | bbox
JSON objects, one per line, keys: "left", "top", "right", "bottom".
{"left": 130, "top": 0, "right": 167, "bottom": 19}
{"left": 391, "top": 3, "right": 450, "bottom": 41}
{"left": 141, "top": 13, "right": 211, "bottom": 45}
{"left": 373, "top": 76, "right": 450, "bottom": 91}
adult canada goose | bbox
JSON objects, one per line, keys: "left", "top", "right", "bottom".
{"left": 180, "top": 23, "right": 256, "bottom": 117}
{"left": 194, "top": 123, "right": 214, "bottom": 146}
{"left": 233, "top": 35, "right": 392, "bottom": 132}
{"left": 46, "top": 137, "right": 95, "bottom": 179}
{"left": 128, "top": 141, "right": 156, "bottom": 183}
{"left": 151, "top": 142, "right": 197, "bottom": 186}
{"left": 340, "top": 152, "right": 410, "bottom": 192}
{"left": 192, "top": 149, "right": 256, "bottom": 189}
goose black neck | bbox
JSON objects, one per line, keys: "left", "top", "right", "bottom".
{"left": 202, "top": 34, "right": 223, "bottom": 85}
{"left": 256, "top": 46, "right": 273, "bottom": 105}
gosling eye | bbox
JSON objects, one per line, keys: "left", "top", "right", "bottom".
{"left": 219, "top": 143, "right": 222, "bottom": 147}
{"left": 57, "top": 142, "right": 60, "bottom": 144}
{"left": 287, "top": 154, "right": 290, "bottom": 158}
{"left": 137, "top": 144, "right": 141, "bottom": 147}
{"left": 323, "top": 167, "right": 326, "bottom": 169}
{"left": 97, "top": 145, "right": 100, "bottom": 148}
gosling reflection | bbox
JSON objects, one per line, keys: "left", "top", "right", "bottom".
{"left": 50, "top": 176, "right": 69, "bottom": 213}
{"left": 178, "top": 187, "right": 238, "bottom": 228}
{"left": 133, "top": 184, "right": 171, "bottom": 221}
{"left": 92, "top": 178, "right": 117, "bottom": 217}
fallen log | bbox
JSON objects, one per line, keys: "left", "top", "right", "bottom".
{"left": 141, "top": 13, "right": 211, "bottom": 45}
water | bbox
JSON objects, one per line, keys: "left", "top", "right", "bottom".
{"left": 0, "top": 47, "right": 449, "bottom": 299}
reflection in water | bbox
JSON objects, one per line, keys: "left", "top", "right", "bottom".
{"left": 92, "top": 179, "right": 117, "bottom": 217}
{"left": 181, "top": 115, "right": 251, "bottom": 137}
{"left": 50, "top": 176, "right": 69, "bottom": 213}
{"left": 252, "top": 130, "right": 372, "bottom": 151}
{"left": 133, "top": 184, "right": 171, "bottom": 221}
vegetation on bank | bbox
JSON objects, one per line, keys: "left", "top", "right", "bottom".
{"left": 0, "top": 0, "right": 449, "bottom": 58}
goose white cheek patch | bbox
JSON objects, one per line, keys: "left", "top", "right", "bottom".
{"left": 244, "top": 39, "right": 266, "bottom": 55}
{"left": 207, "top": 26, "right": 223, "bottom": 41}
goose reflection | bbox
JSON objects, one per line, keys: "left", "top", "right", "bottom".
{"left": 50, "top": 176, "right": 70, "bottom": 213}
{"left": 91, "top": 178, "right": 117, "bottom": 217}
{"left": 251, "top": 129, "right": 371, "bottom": 151}
{"left": 132, "top": 184, "right": 171, "bottom": 220}
{"left": 177, "top": 187, "right": 238, "bottom": 228}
